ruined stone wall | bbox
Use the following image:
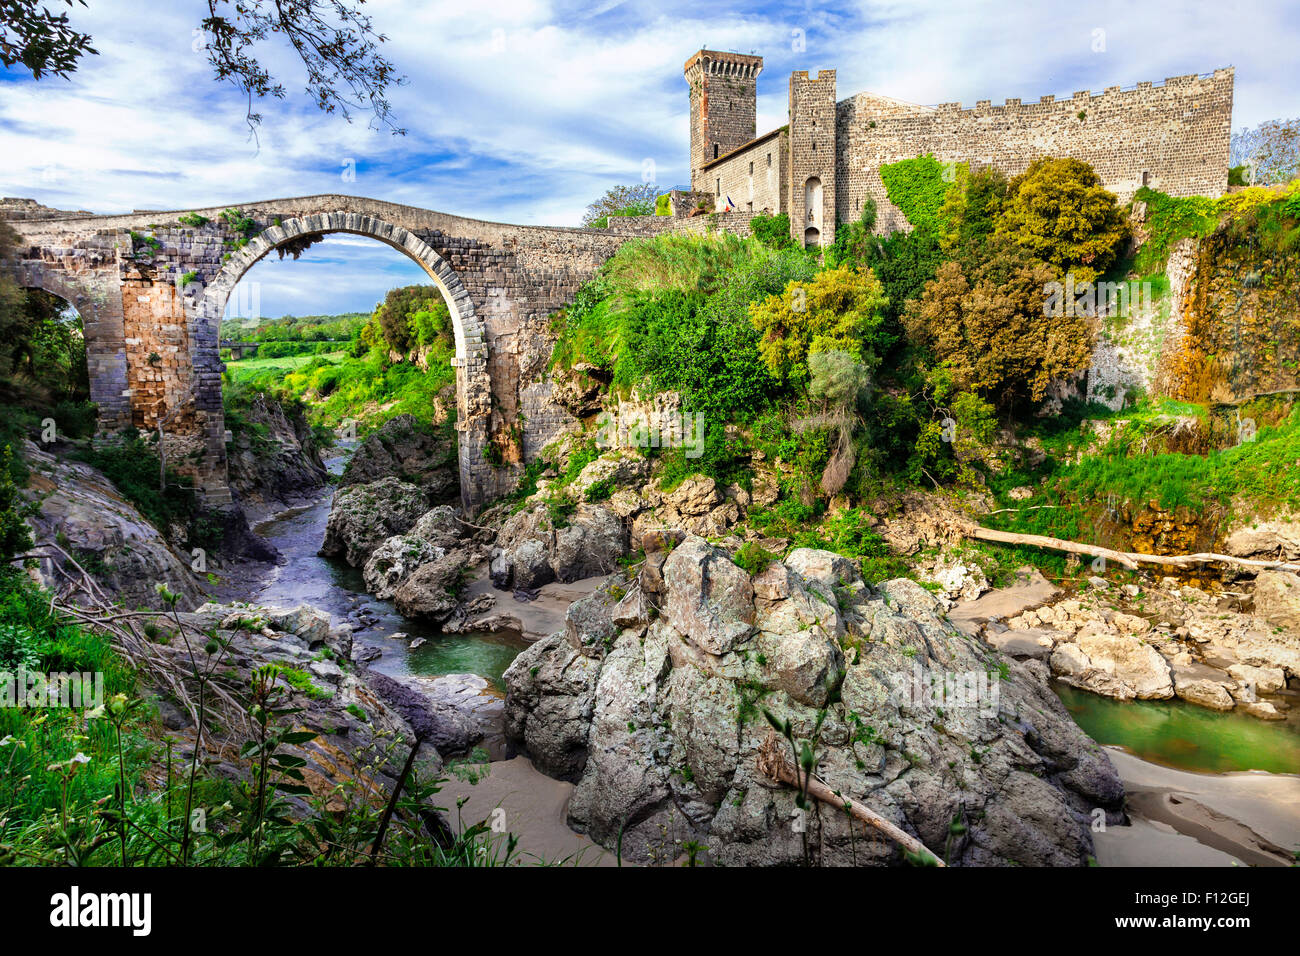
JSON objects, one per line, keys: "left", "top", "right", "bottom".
{"left": 685, "top": 50, "right": 763, "bottom": 191}
{"left": 835, "top": 69, "right": 1234, "bottom": 231}
{"left": 5, "top": 196, "right": 653, "bottom": 510}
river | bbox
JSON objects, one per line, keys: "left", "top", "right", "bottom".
{"left": 242, "top": 452, "right": 1300, "bottom": 866}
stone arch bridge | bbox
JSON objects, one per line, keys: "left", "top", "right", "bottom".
{"left": 3, "top": 195, "right": 679, "bottom": 512}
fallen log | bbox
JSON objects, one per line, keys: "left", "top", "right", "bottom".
{"left": 756, "top": 732, "right": 946, "bottom": 866}
{"left": 965, "top": 525, "right": 1300, "bottom": 576}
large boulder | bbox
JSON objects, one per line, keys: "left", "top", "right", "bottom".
{"left": 504, "top": 539, "right": 1121, "bottom": 866}
{"left": 490, "top": 502, "right": 626, "bottom": 588}
{"left": 362, "top": 534, "right": 444, "bottom": 600}
{"left": 320, "top": 477, "right": 427, "bottom": 567}
{"left": 1049, "top": 627, "right": 1174, "bottom": 700}
{"left": 553, "top": 504, "right": 626, "bottom": 582}
{"left": 1252, "top": 570, "right": 1300, "bottom": 633}
{"left": 340, "top": 414, "right": 458, "bottom": 504}
{"left": 392, "top": 548, "right": 475, "bottom": 622}
{"left": 662, "top": 536, "right": 755, "bottom": 654}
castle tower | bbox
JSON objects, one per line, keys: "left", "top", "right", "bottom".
{"left": 788, "top": 70, "right": 837, "bottom": 247}
{"left": 684, "top": 50, "right": 763, "bottom": 191}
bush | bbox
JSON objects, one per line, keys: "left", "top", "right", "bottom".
{"left": 995, "top": 157, "right": 1129, "bottom": 283}
{"left": 748, "top": 265, "right": 890, "bottom": 388}
{"left": 751, "top": 212, "right": 794, "bottom": 249}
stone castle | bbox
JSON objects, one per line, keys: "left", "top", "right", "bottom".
{"left": 684, "top": 49, "right": 1235, "bottom": 246}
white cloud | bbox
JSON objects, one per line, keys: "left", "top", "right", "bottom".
{"left": 3, "top": 0, "right": 1296, "bottom": 313}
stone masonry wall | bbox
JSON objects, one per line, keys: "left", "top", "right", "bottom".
{"left": 686, "top": 50, "right": 763, "bottom": 191}
{"left": 5, "top": 196, "right": 655, "bottom": 512}
{"left": 789, "top": 70, "right": 838, "bottom": 247}
{"left": 835, "top": 69, "right": 1234, "bottom": 232}
{"left": 699, "top": 129, "right": 786, "bottom": 215}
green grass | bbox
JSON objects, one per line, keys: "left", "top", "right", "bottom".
{"left": 225, "top": 351, "right": 346, "bottom": 381}
{"left": 990, "top": 404, "right": 1300, "bottom": 543}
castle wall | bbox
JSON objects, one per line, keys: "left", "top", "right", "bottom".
{"left": 835, "top": 69, "right": 1234, "bottom": 231}
{"left": 699, "top": 129, "right": 786, "bottom": 215}
{"left": 789, "top": 71, "right": 838, "bottom": 247}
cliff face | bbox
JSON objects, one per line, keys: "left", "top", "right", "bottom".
{"left": 21, "top": 441, "right": 206, "bottom": 611}
{"left": 1165, "top": 230, "right": 1300, "bottom": 404}
{"left": 226, "top": 393, "right": 329, "bottom": 522}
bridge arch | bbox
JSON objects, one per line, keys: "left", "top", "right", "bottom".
{"left": 196, "top": 212, "right": 492, "bottom": 511}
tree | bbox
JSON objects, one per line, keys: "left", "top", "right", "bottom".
{"left": 903, "top": 255, "right": 1091, "bottom": 408}
{"left": 1, "top": 0, "right": 405, "bottom": 134}
{"left": 1230, "top": 118, "right": 1300, "bottom": 185}
{"left": 0, "top": 0, "right": 95, "bottom": 79}
{"left": 994, "top": 157, "right": 1129, "bottom": 284}
{"left": 373, "top": 284, "right": 442, "bottom": 356}
{"left": 748, "top": 265, "right": 889, "bottom": 388}
{"left": 582, "top": 184, "right": 661, "bottom": 226}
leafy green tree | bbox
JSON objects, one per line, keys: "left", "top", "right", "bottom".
{"left": 2, "top": 0, "right": 405, "bottom": 134}
{"left": 748, "top": 265, "right": 889, "bottom": 388}
{"left": 582, "top": 184, "right": 661, "bottom": 226}
{"left": 994, "top": 157, "right": 1129, "bottom": 283}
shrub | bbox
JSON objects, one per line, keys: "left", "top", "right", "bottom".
{"left": 748, "top": 265, "right": 890, "bottom": 388}
{"left": 994, "top": 157, "right": 1129, "bottom": 283}
{"left": 733, "top": 541, "right": 777, "bottom": 576}
{"left": 751, "top": 212, "right": 794, "bottom": 249}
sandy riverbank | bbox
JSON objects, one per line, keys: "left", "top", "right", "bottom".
{"left": 1095, "top": 747, "right": 1300, "bottom": 866}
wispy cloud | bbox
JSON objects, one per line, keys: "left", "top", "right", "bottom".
{"left": 3, "top": 0, "right": 1296, "bottom": 314}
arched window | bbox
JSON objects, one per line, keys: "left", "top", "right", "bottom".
{"left": 804, "top": 176, "right": 823, "bottom": 231}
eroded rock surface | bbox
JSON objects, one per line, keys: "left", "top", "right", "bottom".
{"left": 504, "top": 537, "right": 1121, "bottom": 866}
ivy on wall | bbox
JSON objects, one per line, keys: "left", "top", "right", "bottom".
{"left": 879, "top": 155, "right": 961, "bottom": 232}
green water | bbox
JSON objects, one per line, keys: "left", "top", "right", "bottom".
{"left": 1055, "top": 683, "right": 1300, "bottom": 774}
{"left": 404, "top": 632, "right": 524, "bottom": 687}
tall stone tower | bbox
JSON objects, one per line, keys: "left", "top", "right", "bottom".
{"left": 684, "top": 49, "right": 763, "bottom": 191}
{"left": 788, "top": 70, "right": 837, "bottom": 247}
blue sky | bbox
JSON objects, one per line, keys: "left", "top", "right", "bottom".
{"left": 2, "top": 0, "right": 1297, "bottom": 317}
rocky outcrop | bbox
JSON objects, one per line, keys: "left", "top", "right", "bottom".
{"left": 392, "top": 548, "right": 478, "bottom": 622}
{"left": 339, "top": 414, "right": 458, "bottom": 504}
{"left": 319, "top": 477, "right": 427, "bottom": 567}
{"left": 1224, "top": 512, "right": 1300, "bottom": 561}
{"left": 362, "top": 534, "right": 444, "bottom": 600}
{"left": 1251, "top": 570, "right": 1300, "bottom": 632}
{"left": 504, "top": 537, "right": 1122, "bottom": 866}
{"left": 225, "top": 393, "right": 328, "bottom": 521}
{"left": 490, "top": 502, "right": 626, "bottom": 589}
{"left": 21, "top": 441, "right": 205, "bottom": 610}
{"left": 991, "top": 579, "right": 1297, "bottom": 718}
